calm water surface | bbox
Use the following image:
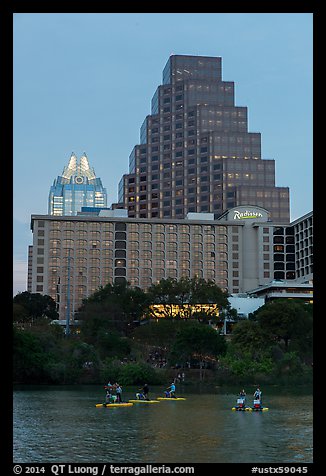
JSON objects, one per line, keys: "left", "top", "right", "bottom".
{"left": 13, "top": 385, "right": 313, "bottom": 463}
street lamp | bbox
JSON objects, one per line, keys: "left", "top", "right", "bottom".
{"left": 65, "top": 249, "right": 72, "bottom": 336}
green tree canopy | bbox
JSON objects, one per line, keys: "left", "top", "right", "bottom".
{"left": 170, "top": 321, "right": 227, "bottom": 379}
{"left": 131, "top": 319, "right": 184, "bottom": 348}
{"left": 13, "top": 291, "right": 59, "bottom": 322}
{"left": 77, "top": 281, "right": 150, "bottom": 338}
{"left": 228, "top": 319, "right": 273, "bottom": 360}
{"left": 255, "top": 299, "right": 313, "bottom": 350}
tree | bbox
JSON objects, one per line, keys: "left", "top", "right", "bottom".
{"left": 13, "top": 291, "right": 58, "bottom": 323}
{"left": 77, "top": 281, "right": 150, "bottom": 338}
{"left": 131, "top": 319, "right": 183, "bottom": 348}
{"left": 228, "top": 319, "right": 273, "bottom": 360}
{"left": 13, "top": 303, "right": 29, "bottom": 323}
{"left": 13, "top": 326, "right": 47, "bottom": 382}
{"left": 255, "top": 300, "right": 312, "bottom": 351}
{"left": 170, "top": 321, "right": 227, "bottom": 380}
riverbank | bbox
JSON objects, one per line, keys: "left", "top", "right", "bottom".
{"left": 13, "top": 364, "right": 313, "bottom": 388}
{"left": 13, "top": 302, "right": 313, "bottom": 387}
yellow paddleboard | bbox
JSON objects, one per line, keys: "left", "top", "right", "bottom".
{"left": 156, "top": 397, "right": 186, "bottom": 401}
{"left": 96, "top": 402, "right": 133, "bottom": 407}
{"left": 128, "top": 399, "right": 160, "bottom": 404}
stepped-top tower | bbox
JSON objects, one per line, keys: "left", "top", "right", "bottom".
{"left": 114, "top": 54, "right": 290, "bottom": 223}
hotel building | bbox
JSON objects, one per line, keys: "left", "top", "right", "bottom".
{"left": 29, "top": 206, "right": 312, "bottom": 321}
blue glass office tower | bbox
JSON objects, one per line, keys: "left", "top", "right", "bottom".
{"left": 48, "top": 153, "right": 107, "bottom": 215}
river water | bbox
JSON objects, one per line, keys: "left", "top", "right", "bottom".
{"left": 13, "top": 385, "right": 312, "bottom": 464}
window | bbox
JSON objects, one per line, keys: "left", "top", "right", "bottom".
{"left": 274, "top": 245, "right": 284, "bottom": 252}
{"left": 115, "top": 259, "right": 126, "bottom": 267}
{"left": 115, "top": 232, "right": 126, "bottom": 240}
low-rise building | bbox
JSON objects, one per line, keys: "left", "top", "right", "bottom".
{"left": 247, "top": 280, "right": 313, "bottom": 304}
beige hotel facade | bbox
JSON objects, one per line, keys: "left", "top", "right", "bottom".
{"left": 29, "top": 205, "right": 313, "bottom": 321}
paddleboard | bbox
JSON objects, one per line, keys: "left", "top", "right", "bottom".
{"left": 128, "top": 399, "right": 160, "bottom": 404}
{"left": 95, "top": 402, "right": 133, "bottom": 408}
{"left": 156, "top": 397, "right": 186, "bottom": 401}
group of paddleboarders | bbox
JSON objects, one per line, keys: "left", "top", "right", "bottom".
{"left": 134, "top": 381, "right": 178, "bottom": 400}
{"left": 105, "top": 382, "right": 123, "bottom": 404}
{"left": 102, "top": 381, "right": 266, "bottom": 409}
{"left": 104, "top": 380, "right": 179, "bottom": 402}
{"left": 235, "top": 386, "right": 263, "bottom": 409}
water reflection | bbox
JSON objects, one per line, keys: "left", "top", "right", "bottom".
{"left": 13, "top": 386, "right": 312, "bottom": 463}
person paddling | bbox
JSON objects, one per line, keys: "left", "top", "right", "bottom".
{"left": 136, "top": 383, "right": 150, "bottom": 400}
{"left": 166, "top": 381, "right": 176, "bottom": 398}
{"left": 253, "top": 386, "right": 262, "bottom": 403}
{"left": 115, "top": 383, "right": 123, "bottom": 403}
{"left": 239, "top": 388, "right": 246, "bottom": 403}
{"left": 253, "top": 385, "right": 262, "bottom": 408}
{"left": 142, "top": 383, "right": 150, "bottom": 400}
{"left": 104, "top": 381, "right": 114, "bottom": 404}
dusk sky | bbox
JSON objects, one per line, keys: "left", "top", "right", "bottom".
{"left": 13, "top": 12, "right": 313, "bottom": 296}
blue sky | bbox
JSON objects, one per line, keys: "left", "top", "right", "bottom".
{"left": 13, "top": 12, "right": 313, "bottom": 295}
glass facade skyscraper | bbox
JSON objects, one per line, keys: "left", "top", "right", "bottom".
{"left": 48, "top": 153, "right": 107, "bottom": 216}
{"left": 115, "top": 54, "right": 290, "bottom": 223}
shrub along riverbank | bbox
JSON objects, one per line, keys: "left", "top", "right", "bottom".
{"left": 13, "top": 298, "right": 313, "bottom": 387}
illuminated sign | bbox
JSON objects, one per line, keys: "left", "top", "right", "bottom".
{"left": 233, "top": 209, "right": 263, "bottom": 220}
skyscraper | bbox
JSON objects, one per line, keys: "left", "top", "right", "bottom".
{"left": 115, "top": 54, "right": 290, "bottom": 223}
{"left": 48, "top": 153, "right": 107, "bottom": 215}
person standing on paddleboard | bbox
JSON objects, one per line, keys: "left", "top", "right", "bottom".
{"left": 143, "top": 383, "right": 150, "bottom": 400}
{"left": 254, "top": 385, "right": 263, "bottom": 408}
{"left": 115, "top": 383, "right": 123, "bottom": 403}
{"left": 253, "top": 386, "right": 262, "bottom": 406}
{"left": 239, "top": 389, "right": 246, "bottom": 402}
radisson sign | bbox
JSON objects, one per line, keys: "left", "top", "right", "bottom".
{"left": 232, "top": 209, "right": 263, "bottom": 220}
